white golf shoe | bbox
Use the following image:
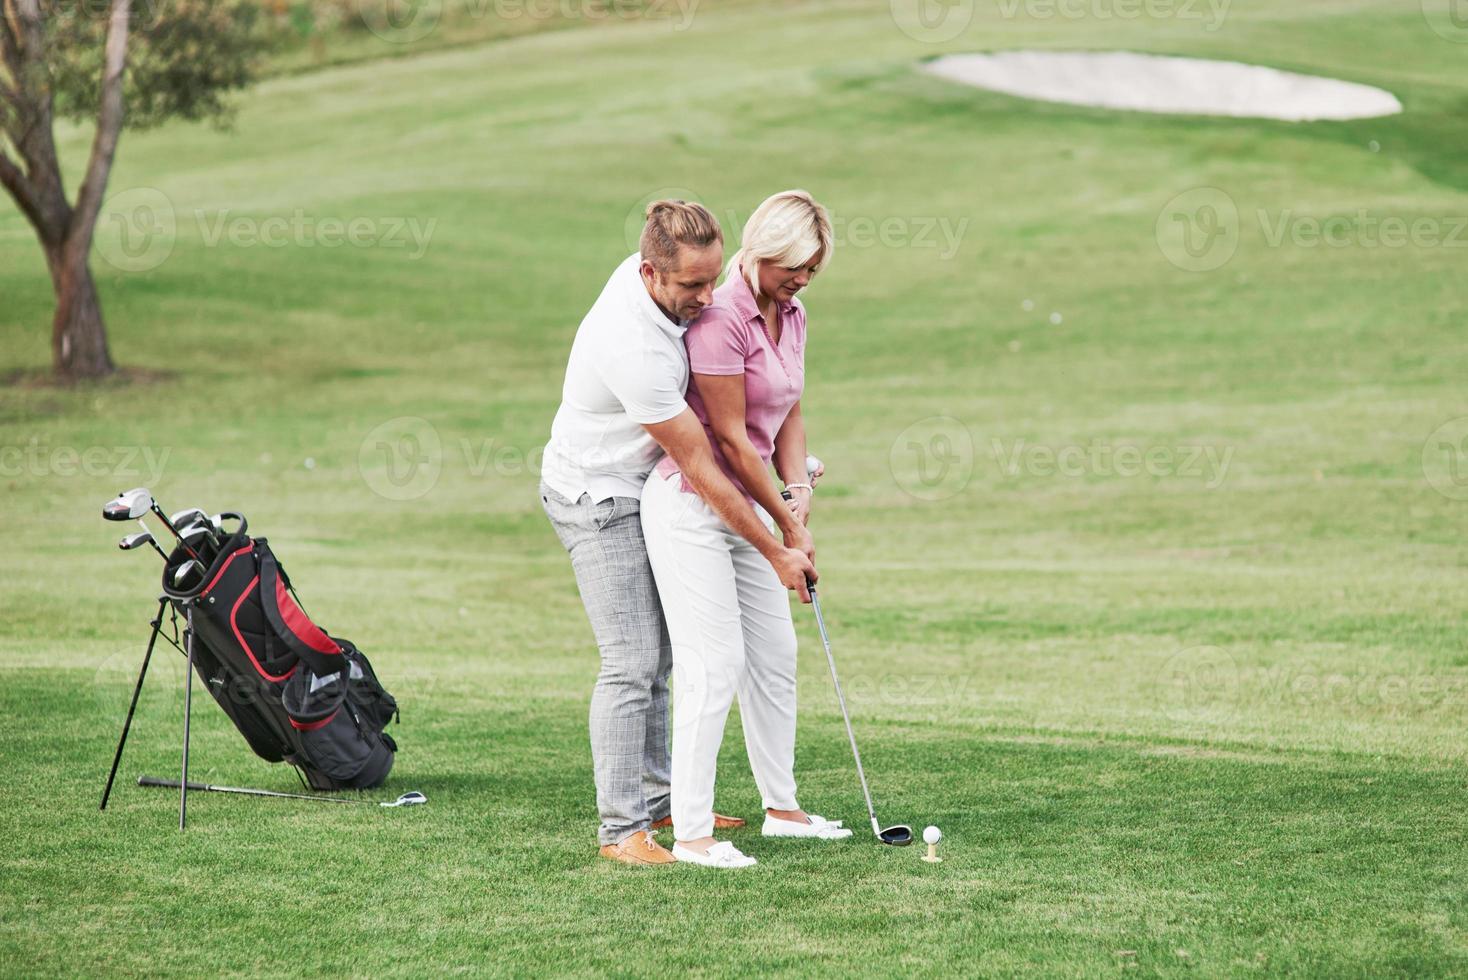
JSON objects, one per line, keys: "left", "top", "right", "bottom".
{"left": 761, "top": 813, "right": 853, "bottom": 840}
{"left": 671, "top": 841, "right": 758, "bottom": 869}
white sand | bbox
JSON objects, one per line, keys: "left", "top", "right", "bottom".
{"left": 922, "top": 51, "right": 1402, "bottom": 122}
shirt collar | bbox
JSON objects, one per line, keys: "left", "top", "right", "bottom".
{"left": 626, "top": 253, "right": 688, "bottom": 335}
{"left": 728, "top": 264, "right": 796, "bottom": 324}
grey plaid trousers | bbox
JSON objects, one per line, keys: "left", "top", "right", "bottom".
{"left": 541, "top": 480, "right": 672, "bottom": 845}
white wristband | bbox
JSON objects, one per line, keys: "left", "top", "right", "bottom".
{"left": 784, "top": 482, "right": 813, "bottom": 493}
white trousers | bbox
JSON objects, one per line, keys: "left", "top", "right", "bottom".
{"left": 640, "top": 469, "right": 800, "bottom": 841}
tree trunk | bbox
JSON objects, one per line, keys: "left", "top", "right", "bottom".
{"left": 49, "top": 249, "right": 115, "bottom": 379}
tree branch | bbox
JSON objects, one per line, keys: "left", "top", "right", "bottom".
{"left": 9, "top": 0, "right": 40, "bottom": 60}
{"left": 66, "top": 0, "right": 129, "bottom": 261}
{"left": 0, "top": 144, "right": 42, "bottom": 227}
{"left": 0, "top": 1, "right": 24, "bottom": 85}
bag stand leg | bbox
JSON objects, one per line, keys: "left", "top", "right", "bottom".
{"left": 100, "top": 596, "right": 170, "bottom": 812}
{"left": 179, "top": 602, "right": 197, "bottom": 831}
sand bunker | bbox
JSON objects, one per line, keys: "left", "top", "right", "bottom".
{"left": 922, "top": 51, "right": 1403, "bottom": 122}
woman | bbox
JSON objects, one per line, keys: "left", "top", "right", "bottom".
{"left": 640, "top": 190, "right": 849, "bottom": 869}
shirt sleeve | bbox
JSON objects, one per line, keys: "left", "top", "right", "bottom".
{"left": 601, "top": 343, "right": 688, "bottom": 425}
{"left": 684, "top": 307, "right": 748, "bottom": 376}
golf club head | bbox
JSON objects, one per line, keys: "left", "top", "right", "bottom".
{"left": 381, "top": 791, "right": 427, "bottom": 808}
{"left": 102, "top": 488, "right": 153, "bottom": 521}
{"left": 180, "top": 523, "right": 211, "bottom": 547}
{"left": 878, "top": 825, "right": 914, "bottom": 847}
{"left": 118, "top": 532, "right": 155, "bottom": 551}
{"left": 171, "top": 559, "right": 204, "bottom": 588}
{"left": 170, "top": 508, "right": 208, "bottom": 529}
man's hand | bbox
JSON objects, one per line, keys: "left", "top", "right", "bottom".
{"left": 772, "top": 545, "right": 817, "bottom": 603}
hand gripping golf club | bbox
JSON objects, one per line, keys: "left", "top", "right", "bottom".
{"left": 808, "top": 581, "right": 912, "bottom": 847}
{"left": 137, "top": 776, "right": 426, "bottom": 808}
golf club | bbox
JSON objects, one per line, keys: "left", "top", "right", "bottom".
{"left": 104, "top": 489, "right": 201, "bottom": 562}
{"left": 808, "top": 581, "right": 912, "bottom": 846}
{"left": 119, "top": 531, "right": 168, "bottom": 561}
{"left": 171, "top": 508, "right": 220, "bottom": 549}
{"left": 783, "top": 456, "right": 911, "bottom": 847}
{"left": 137, "top": 776, "right": 426, "bottom": 808}
{"left": 102, "top": 490, "right": 157, "bottom": 554}
{"left": 178, "top": 522, "right": 217, "bottom": 564}
{"left": 171, "top": 559, "right": 204, "bottom": 589}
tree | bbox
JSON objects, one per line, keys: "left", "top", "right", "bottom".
{"left": 0, "top": 0, "right": 264, "bottom": 380}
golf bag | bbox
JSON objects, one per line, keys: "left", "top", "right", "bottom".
{"left": 161, "top": 513, "right": 398, "bottom": 790}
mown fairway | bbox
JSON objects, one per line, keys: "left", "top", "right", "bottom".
{"left": 1, "top": 1, "right": 1465, "bottom": 975}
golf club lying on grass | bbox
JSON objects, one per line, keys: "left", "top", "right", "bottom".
{"left": 138, "top": 776, "right": 426, "bottom": 808}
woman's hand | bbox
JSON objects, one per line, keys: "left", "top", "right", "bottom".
{"left": 785, "top": 486, "right": 813, "bottom": 526}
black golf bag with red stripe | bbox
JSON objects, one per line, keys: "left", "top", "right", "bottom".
{"left": 162, "top": 513, "right": 398, "bottom": 790}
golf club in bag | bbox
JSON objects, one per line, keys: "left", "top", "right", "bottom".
{"left": 100, "top": 491, "right": 404, "bottom": 828}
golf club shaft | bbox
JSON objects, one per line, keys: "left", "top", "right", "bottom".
{"left": 138, "top": 776, "right": 375, "bottom": 805}
{"left": 150, "top": 503, "right": 201, "bottom": 561}
{"left": 809, "top": 585, "right": 881, "bottom": 837}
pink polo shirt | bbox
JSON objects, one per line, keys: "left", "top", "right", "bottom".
{"left": 655, "top": 267, "right": 806, "bottom": 499}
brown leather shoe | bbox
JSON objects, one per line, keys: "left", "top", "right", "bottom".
{"left": 651, "top": 812, "right": 746, "bottom": 831}
{"left": 598, "top": 830, "right": 676, "bottom": 866}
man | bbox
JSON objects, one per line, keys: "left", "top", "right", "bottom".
{"left": 540, "top": 200, "right": 817, "bottom": 866}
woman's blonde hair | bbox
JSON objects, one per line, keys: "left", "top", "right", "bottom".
{"left": 727, "top": 190, "right": 833, "bottom": 299}
{"left": 640, "top": 199, "right": 723, "bottom": 273}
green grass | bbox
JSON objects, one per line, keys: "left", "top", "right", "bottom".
{"left": 2, "top": 0, "right": 1467, "bottom": 975}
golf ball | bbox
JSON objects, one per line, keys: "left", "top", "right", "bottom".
{"left": 805, "top": 454, "right": 822, "bottom": 477}
{"left": 923, "top": 825, "right": 942, "bottom": 845}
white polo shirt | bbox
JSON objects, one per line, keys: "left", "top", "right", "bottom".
{"left": 541, "top": 253, "right": 690, "bottom": 503}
